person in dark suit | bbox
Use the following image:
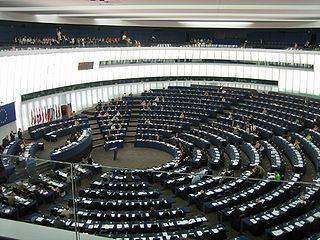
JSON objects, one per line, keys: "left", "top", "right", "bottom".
{"left": 149, "top": 207, "right": 157, "bottom": 220}
{"left": 87, "top": 155, "right": 93, "bottom": 165}
{"left": 0, "top": 161, "right": 8, "bottom": 184}
{"left": 53, "top": 217, "right": 65, "bottom": 228}
{"left": 9, "top": 131, "right": 15, "bottom": 142}
{"left": 2, "top": 135, "right": 10, "bottom": 148}
{"left": 17, "top": 128, "right": 23, "bottom": 140}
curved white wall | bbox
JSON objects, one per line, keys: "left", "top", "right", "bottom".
{"left": 0, "top": 47, "right": 319, "bottom": 131}
{"left": 20, "top": 80, "right": 277, "bottom": 131}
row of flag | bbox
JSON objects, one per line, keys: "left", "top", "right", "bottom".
{"left": 30, "top": 105, "right": 62, "bottom": 126}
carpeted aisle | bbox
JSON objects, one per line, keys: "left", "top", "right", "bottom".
{"left": 90, "top": 143, "right": 172, "bottom": 169}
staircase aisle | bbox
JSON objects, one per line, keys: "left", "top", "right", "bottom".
{"left": 124, "top": 104, "right": 141, "bottom": 144}
{"left": 88, "top": 118, "right": 105, "bottom": 149}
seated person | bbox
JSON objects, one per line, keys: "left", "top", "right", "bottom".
{"left": 75, "top": 131, "right": 81, "bottom": 139}
{"left": 87, "top": 155, "right": 93, "bottom": 165}
{"left": 103, "top": 111, "right": 110, "bottom": 117}
{"left": 16, "top": 141, "right": 26, "bottom": 155}
{"left": 0, "top": 163, "right": 7, "bottom": 184}
{"left": 110, "top": 124, "right": 116, "bottom": 131}
{"left": 141, "top": 100, "right": 146, "bottom": 109}
{"left": 69, "top": 133, "right": 77, "bottom": 143}
{"left": 293, "top": 139, "right": 301, "bottom": 150}
{"left": 144, "top": 119, "right": 151, "bottom": 125}
{"left": 274, "top": 171, "right": 282, "bottom": 181}
{"left": 149, "top": 207, "right": 157, "bottom": 220}
{"left": 60, "top": 206, "right": 72, "bottom": 218}
{"left": 252, "top": 165, "right": 266, "bottom": 178}
{"left": 65, "top": 138, "right": 71, "bottom": 146}
{"left": 298, "top": 195, "right": 307, "bottom": 205}
{"left": 115, "top": 111, "right": 122, "bottom": 117}
{"left": 233, "top": 124, "right": 240, "bottom": 134}
{"left": 111, "top": 115, "right": 118, "bottom": 122}
{"left": 255, "top": 141, "right": 264, "bottom": 152}
{"left": 306, "top": 133, "right": 312, "bottom": 141}
{"left": 250, "top": 124, "right": 257, "bottom": 132}
{"left": 155, "top": 134, "right": 161, "bottom": 141}
{"left": 53, "top": 217, "right": 65, "bottom": 228}
{"left": 196, "top": 189, "right": 206, "bottom": 202}
{"left": 2, "top": 135, "right": 10, "bottom": 148}
{"left": 74, "top": 119, "right": 80, "bottom": 126}
{"left": 262, "top": 108, "right": 267, "bottom": 114}
{"left": 191, "top": 169, "right": 207, "bottom": 184}
{"left": 7, "top": 192, "right": 15, "bottom": 207}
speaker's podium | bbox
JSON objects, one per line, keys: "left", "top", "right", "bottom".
{"left": 109, "top": 147, "right": 118, "bottom": 161}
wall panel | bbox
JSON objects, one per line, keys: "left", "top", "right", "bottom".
{"left": 0, "top": 47, "right": 318, "bottom": 130}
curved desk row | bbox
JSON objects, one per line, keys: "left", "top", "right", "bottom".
{"left": 134, "top": 139, "right": 181, "bottom": 160}
{"left": 1, "top": 140, "right": 41, "bottom": 178}
{"left": 29, "top": 116, "right": 88, "bottom": 140}
{"left": 50, "top": 128, "right": 92, "bottom": 162}
{"left": 104, "top": 140, "right": 124, "bottom": 151}
{"left": 44, "top": 122, "right": 90, "bottom": 142}
{"left": 1, "top": 140, "right": 20, "bottom": 176}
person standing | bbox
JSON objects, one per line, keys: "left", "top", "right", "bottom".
{"left": 56, "top": 28, "right": 62, "bottom": 44}
{"left": 17, "top": 128, "right": 23, "bottom": 140}
{"left": 9, "top": 131, "right": 16, "bottom": 142}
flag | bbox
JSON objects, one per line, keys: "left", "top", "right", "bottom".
{"left": 47, "top": 107, "right": 51, "bottom": 122}
{"left": 32, "top": 109, "right": 36, "bottom": 126}
{"left": 50, "top": 107, "right": 55, "bottom": 121}
{"left": 40, "top": 108, "right": 43, "bottom": 123}
{"left": 38, "top": 108, "right": 42, "bottom": 124}
{"left": 30, "top": 110, "right": 34, "bottom": 126}
{"left": 0, "top": 102, "right": 16, "bottom": 127}
{"left": 43, "top": 106, "right": 47, "bottom": 123}
{"left": 57, "top": 104, "right": 60, "bottom": 119}
{"left": 52, "top": 106, "right": 56, "bottom": 121}
{"left": 57, "top": 105, "right": 61, "bottom": 119}
{"left": 36, "top": 108, "right": 41, "bottom": 124}
{"left": 35, "top": 108, "right": 37, "bottom": 125}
